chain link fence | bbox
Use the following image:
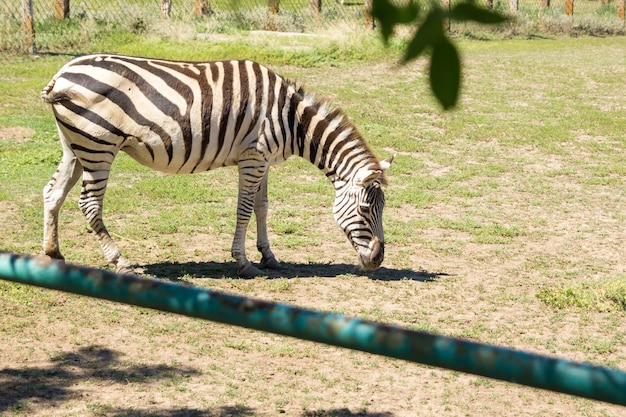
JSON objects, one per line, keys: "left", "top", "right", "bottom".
{"left": 2, "top": 0, "right": 625, "bottom": 53}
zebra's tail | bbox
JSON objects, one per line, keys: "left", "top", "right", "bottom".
{"left": 40, "top": 77, "right": 57, "bottom": 103}
{"left": 41, "top": 76, "right": 72, "bottom": 104}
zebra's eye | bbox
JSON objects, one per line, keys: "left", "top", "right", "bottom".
{"left": 359, "top": 204, "right": 370, "bottom": 215}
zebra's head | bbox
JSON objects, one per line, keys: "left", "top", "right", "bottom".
{"left": 333, "top": 155, "right": 394, "bottom": 271}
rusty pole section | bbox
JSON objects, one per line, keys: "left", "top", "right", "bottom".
{"left": 1, "top": 251, "right": 625, "bottom": 407}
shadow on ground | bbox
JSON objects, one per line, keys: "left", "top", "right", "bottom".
{"left": 0, "top": 345, "right": 205, "bottom": 413}
{"left": 107, "top": 406, "right": 255, "bottom": 416}
{"left": 98, "top": 406, "right": 391, "bottom": 416}
{"left": 301, "top": 410, "right": 394, "bottom": 417}
{"left": 0, "top": 345, "right": 397, "bottom": 416}
{"left": 140, "top": 260, "right": 450, "bottom": 282}
{"left": 95, "top": 406, "right": 254, "bottom": 417}
{"left": 101, "top": 407, "right": 392, "bottom": 416}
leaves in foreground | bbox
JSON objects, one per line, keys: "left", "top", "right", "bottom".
{"left": 372, "top": 0, "right": 508, "bottom": 109}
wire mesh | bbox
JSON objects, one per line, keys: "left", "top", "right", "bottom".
{"left": 1, "top": 0, "right": 624, "bottom": 53}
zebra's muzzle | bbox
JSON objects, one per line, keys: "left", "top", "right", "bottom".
{"left": 357, "top": 236, "right": 384, "bottom": 271}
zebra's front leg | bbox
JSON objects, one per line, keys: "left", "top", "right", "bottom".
{"left": 232, "top": 162, "right": 268, "bottom": 278}
{"left": 79, "top": 169, "right": 133, "bottom": 274}
{"left": 255, "top": 171, "right": 281, "bottom": 270}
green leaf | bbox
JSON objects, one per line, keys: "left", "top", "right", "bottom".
{"left": 449, "top": 3, "right": 508, "bottom": 24}
{"left": 402, "top": 8, "right": 445, "bottom": 64}
{"left": 429, "top": 39, "right": 461, "bottom": 110}
{"left": 372, "top": 0, "right": 420, "bottom": 44}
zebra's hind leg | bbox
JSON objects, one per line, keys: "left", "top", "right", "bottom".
{"left": 79, "top": 168, "right": 133, "bottom": 274}
{"left": 43, "top": 141, "right": 84, "bottom": 260}
{"left": 255, "top": 171, "right": 281, "bottom": 270}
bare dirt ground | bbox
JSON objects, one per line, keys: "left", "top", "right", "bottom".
{"left": 1, "top": 40, "right": 625, "bottom": 417}
{"left": 1, "top": 181, "right": 624, "bottom": 417}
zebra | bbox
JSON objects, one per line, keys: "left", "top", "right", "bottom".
{"left": 41, "top": 54, "right": 394, "bottom": 277}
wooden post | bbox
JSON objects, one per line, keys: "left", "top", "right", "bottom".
{"left": 509, "top": 0, "right": 518, "bottom": 14}
{"left": 364, "top": 0, "right": 375, "bottom": 29}
{"left": 541, "top": 0, "right": 550, "bottom": 8}
{"left": 268, "top": 0, "right": 279, "bottom": 14}
{"left": 54, "top": 0, "right": 70, "bottom": 20}
{"left": 618, "top": 0, "right": 625, "bottom": 19}
{"left": 267, "top": 0, "right": 279, "bottom": 31}
{"left": 486, "top": 0, "right": 494, "bottom": 8}
{"left": 565, "top": 0, "right": 574, "bottom": 15}
{"left": 310, "top": 0, "right": 322, "bottom": 16}
{"left": 193, "top": 0, "right": 210, "bottom": 16}
{"left": 21, "top": 0, "right": 36, "bottom": 54}
{"left": 161, "top": 0, "right": 172, "bottom": 18}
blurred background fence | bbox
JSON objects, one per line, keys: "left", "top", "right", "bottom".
{"left": 2, "top": 0, "right": 625, "bottom": 53}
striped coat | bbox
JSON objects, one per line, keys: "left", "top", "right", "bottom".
{"left": 41, "top": 54, "right": 393, "bottom": 276}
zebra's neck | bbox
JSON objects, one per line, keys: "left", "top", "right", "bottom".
{"left": 291, "top": 95, "right": 380, "bottom": 185}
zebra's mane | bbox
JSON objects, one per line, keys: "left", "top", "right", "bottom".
{"left": 290, "top": 81, "right": 387, "bottom": 185}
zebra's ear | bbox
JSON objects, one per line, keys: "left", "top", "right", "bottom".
{"left": 354, "top": 155, "right": 395, "bottom": 187}
{"left": 354, "top": 168, "right": 383, "bottom": 187}
{"left": 380, "top": 154, "right": 396, "bottom": 172}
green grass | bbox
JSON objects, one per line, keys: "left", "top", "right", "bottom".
{"left": 1, "top": 34, "right": 626, "bottom": 416}
{"left": 538, "top": 276, "right": 626, "bottom": 312}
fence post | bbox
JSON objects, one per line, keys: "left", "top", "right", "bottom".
{"left": 269, "top": 0, "right": 280, "bottom": 14}
{"left": 364, "top": 0, "right": 375, "bottom": 29}
{"left": 161, "top": 0, "right": 172, "bottom": 18}
{"left": 541, "top": 0, "right": 550, "bottom": 7}
{"left": 310, "top": 0, "right": 322, "bottom": 16}
{"left": 618, "top": 0, "right": 624, "bottom": 19}
{"left": 54, "top": 0, "right": 70, "bottom": 20}
{"left": 21, "top": 0, "right": 36, "bottom": 54}
{"left": 193, "top": 0, "right": 210, "bottom": 16}
{"left": 565, "top": 0, "right": 574, "bottom": 15}
{"left": 267, "top": 0, "right": 279, "bottom": 31}
{"left": 509, "top": 0, "right": 518, "bottom": 13}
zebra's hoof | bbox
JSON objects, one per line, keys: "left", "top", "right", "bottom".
{"left": 115, "top": 258, "right": 135, "bottom": 275}
{"left": 44, "top": 250, "right": 65, "bottom": 261}
{"left": 261, "top": 256, "right": 281, "bottom": 270}
{"left": 238, "top": 262, "right": 267, "bottom": 278}
{"left": 115, "top": 265, "right": 135, "bottom": 275}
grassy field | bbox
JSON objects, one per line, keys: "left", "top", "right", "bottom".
{"left": 0, "top": 33, "right": 625, "bottom": 416}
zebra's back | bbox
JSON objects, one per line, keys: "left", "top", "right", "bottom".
{"left": 41, "top": 54, "right": 297, "bottom": 174}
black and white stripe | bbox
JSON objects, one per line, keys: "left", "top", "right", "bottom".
{"left": 41, "top": 54, "right": 393, "bottom": 276}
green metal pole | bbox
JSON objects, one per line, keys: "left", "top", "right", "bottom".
{"left": 1, "top": 251, "right": 625, "bottom": 406}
